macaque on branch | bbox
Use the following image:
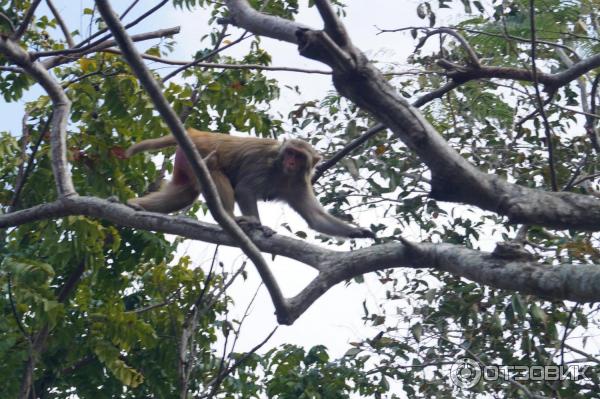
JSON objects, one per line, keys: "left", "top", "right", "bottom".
{"left": 125, "top": 129, "right": 374, "bottom": 239}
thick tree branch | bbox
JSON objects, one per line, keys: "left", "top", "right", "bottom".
{"left": 95, "top": 0, "right": 288, "bottom": 322}
{"left": 225, "top": 0, "right": 308, "bottom": 44}
{"left": 286, "top": 240, "right": 600, "bottom": 322}
{"left": 0, "top": 37, "right": 75, "bottom": 197}
{"left": 1, "top": 196, "right": 598, "bottom": 325}
{"left": 224, "top": 0, "right": 600, "bottom": 232}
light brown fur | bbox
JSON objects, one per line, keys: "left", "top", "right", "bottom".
{"left": 126, "top": 128, "right": 374, "bottom": 238}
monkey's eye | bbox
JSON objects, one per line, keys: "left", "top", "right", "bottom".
{"left": 285, "top": 149, "right": 302, "bottom": 159}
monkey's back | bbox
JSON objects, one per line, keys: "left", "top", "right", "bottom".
{"left": 187, "top": 129, "right": 281, "bottom": 190}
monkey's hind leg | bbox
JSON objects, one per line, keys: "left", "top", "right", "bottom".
{"left": 128, "top": 181, "right": 200, "bottom": 213}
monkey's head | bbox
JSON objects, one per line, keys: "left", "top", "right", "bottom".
{"left": 278, "top": 140, "right": 322, "bottom": 176}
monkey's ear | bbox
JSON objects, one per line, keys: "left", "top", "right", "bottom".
{"left": 312, "top": 154, "right": 323, "bottom": 167}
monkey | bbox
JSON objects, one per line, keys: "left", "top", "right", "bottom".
{"left": 125, "top": 128, "right": 375, "bottom": 239}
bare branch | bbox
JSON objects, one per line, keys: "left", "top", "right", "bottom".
{"left": 313, "top": 123, "right": 386, "bottom": 182}
{"left": 40, "top": 26, "right": 181, "bottom": 69}
{"left": 313, "top": 0, "right": 350, "bottom": 48}
{"left": 120, "top": 0, "right": 141, "bottom": 20}
{"left": 46, "top": 0, "right": 75, "bottom": 47}
{"left": 103, "top": 48, "right": 332, "bottom": 74}
{"left": 74, "top": 0, "right": 169, "bottom": 51}
{"left": 10, "top": 115, "right": 51, "bottom": 211}
{"left": 0, "top": 11, "right": 15, "bottom": 33}
{"left": 417, "top": 27, "right": 480, "bottom": 67}
{"left": 382, "top": 25, "right": 581, "bottom": 59}
{"left": 529, "top": 0, "right": 558, "bottom": 191}
{"left": 162, "top": 30, "right": 255, "bottom": 81}
{"left": 205, "top": 326, "right": 278, "bottom": 398}
{"left": 13, "top": 0, "right": 42, "bottom": 40}
{"left": 0, "top": 37, "right": 75, "bottom": 196}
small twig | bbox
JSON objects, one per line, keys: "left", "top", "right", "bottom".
{"left": 312, "top": 123, "right": 386, "bottom": 182}
{"left": 74, "top": 0, "right": 169, "bottom": 51}
{"left": 228, "top": 282, "right": 262, "bottom": 356}
{"left": 417, "top": 27, "right": 480, "bottom": 67}
{"left": 205, "top": 326, "right": 278, "bottom": 398}
{"left": 46, "top": 0, "right": 75, "bottom": 47}
{"left": 12, "top": 111, "right": 31, "bottom": 207}
{"left": 563, "top": 343, "right": 600, "bottom": 364}
{"left": 37, "top": 27, "right": 180, "bottom": 68}
{"left": 13, "top": 0, "right": 42, "bottom": 39}
{"left": 560, "top": 303, "right": 579, "bottom": 365}
{"left": 569, "top": 172, "right": 600, "bottom": 188}
{"left": 381, "top": 25, "right": 580, "bottom": 58}
{"left": 162, "top": 32, "right": 255, "bottom": 82}
{"left": 562, "top": 156, "right": 588, "bottom": 191}
{"left": 514, "top": 95, "right": 554, "bottom": 130}
{"left": 0, "top": 65, "right": 23, "bottom": 73}
{"left": 62, "top": 69, "right": 122, "bottom": 89}
{"left": 0, "top": 11, "right": 15, "bottom": 33}
{"left": 9, "top": 115, "right": 51, "bottom": 211}
{"left": 103, "top": 48, "right": 332, "bottom": 74}
{"left": 529, "top": 0, "right": 558, "bottom": 191}
{"left": 7, "top": 273, "right": 31, "bottom": 340}
{"left": 120, "top": 0, "right": 141, "bottom": 20}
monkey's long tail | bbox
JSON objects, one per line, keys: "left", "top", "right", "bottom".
{"left": 125, "top": 135, "right": 178, "bottom": 158}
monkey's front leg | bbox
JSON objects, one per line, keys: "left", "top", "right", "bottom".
{"left": 234, "top": 186, "right": 275, "bottom": 237}
{"left": 235, "top": 216, "right": 276, "bottom": 237}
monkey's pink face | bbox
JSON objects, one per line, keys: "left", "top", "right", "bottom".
{"left": 282, "top": 147, "right": 309, "bottom": 175}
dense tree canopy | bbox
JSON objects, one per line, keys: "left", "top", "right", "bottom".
{"left": 1, "top": 0, "right": 600, "bottom": 397}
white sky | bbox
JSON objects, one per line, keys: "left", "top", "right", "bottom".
{"left": 0, "top": 0, "right": 459, "bottom": 359}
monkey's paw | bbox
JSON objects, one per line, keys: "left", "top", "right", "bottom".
{"left": 235, "top": 216, "right": 276, "bottom": 237}
{"left": 125, "top": 199, "right": 146, "bottom": 211}
{"left": 350, "top": 228, "right": 376, "bottom": 239}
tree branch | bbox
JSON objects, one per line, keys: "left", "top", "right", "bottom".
{"left": 0, "top": 37, "right": 75, "bottom": 197}
{"left": 223, "top": 0, "right": 600, "bottom": 232}
{"left": 46, "top": 0, "right": 75, "bottom": 47}
{"left": 529, "top": 0, "right": 557, "bottom": 191}
{"left": 13, "top": 0, "right": 42, "bottom": 40}
{"left": 40, "top": 26, "right": 181, "bottom": 70}
{"left": 1, "top": 195, "right": 599, "bottom": 324}
{"left": 95, "top": 0, "right": 288, "bottom": 322}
